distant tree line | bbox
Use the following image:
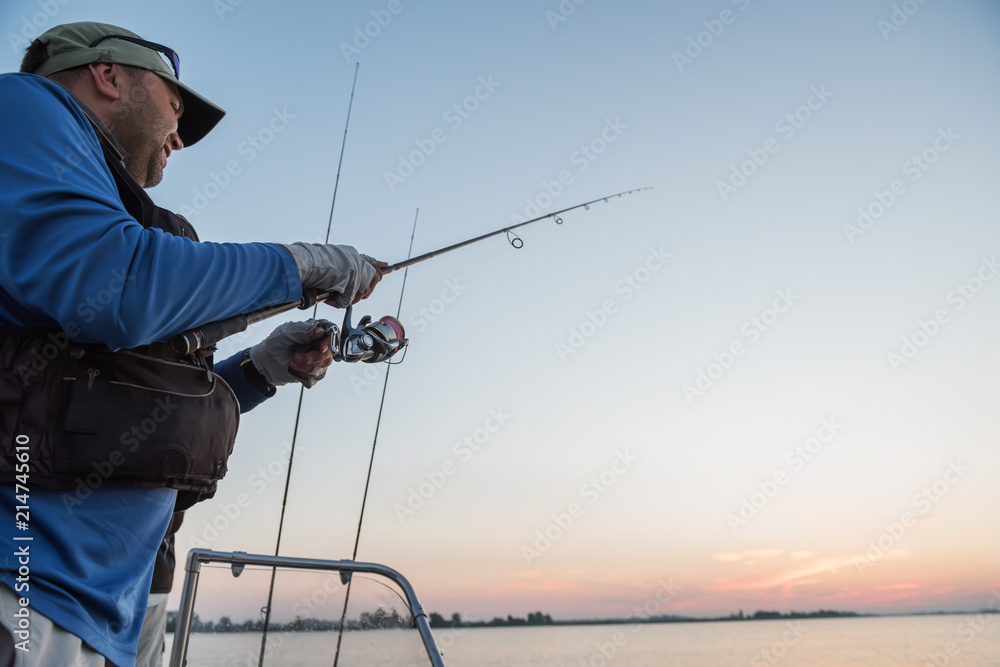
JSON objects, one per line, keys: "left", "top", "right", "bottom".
{"left": 723, "top": 609, "right": 863, "bottom": 621}
{"left": 166, "top": 608, "right": 409, "bottom": 634}
{"left": 167, "top": 607, "right": 872, "bottom": 634}
{"left": 427, "top": 608, "right": 865, "bottom": 628}
{"left": 428, "top": 612, "right": 554, "bottom": 628}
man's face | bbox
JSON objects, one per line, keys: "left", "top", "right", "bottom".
{"left": 106, "top": 69, "right": 184, "bottom": 188}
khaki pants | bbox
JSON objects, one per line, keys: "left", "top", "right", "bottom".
{"left": 0, "top": 584, "right": 112, "bottom": 667}
{"left": 134, "top": 599, "right": 166, "bottom": 667}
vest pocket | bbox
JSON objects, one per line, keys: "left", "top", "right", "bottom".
{"left": 58, "top": 349, "right": 239, "bottom": 493}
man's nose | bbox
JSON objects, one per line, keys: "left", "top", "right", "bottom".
{"left": 168, "top": 131, "right": 183, "bottom": 152}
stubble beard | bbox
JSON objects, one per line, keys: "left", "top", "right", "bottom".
{"left": 106, "top": 78, "right": 170, "bottom": 188}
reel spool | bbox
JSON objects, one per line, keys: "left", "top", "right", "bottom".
{"left": 329, "top": 305, "right": 408, "bottom": 364}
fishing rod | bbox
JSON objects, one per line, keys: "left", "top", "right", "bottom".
{"left": 258, "top": 62, "right": 361, "bottom": 667}
{"left": 332, "top": 209, "right": 419, "bottom": 667}
{"left": 382, "top": 186, "right": 651, "bottom": 274}
{"left": 170, "top": 186, "right": 652, "bottom": 358}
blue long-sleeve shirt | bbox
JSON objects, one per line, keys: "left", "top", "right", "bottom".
{"left": 0, "top": 73, "right": 297, "bottom": 665}
{"left": 0, "top": 73, "right": 302, "bottom": 345}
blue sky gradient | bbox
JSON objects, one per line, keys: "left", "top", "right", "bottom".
{"left": 3, "top": 0, "right": 1000, "bottom": 622}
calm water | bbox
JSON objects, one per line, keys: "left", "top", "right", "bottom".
{"left": 166, "top": 614, "right": 1000, "bottom": 666}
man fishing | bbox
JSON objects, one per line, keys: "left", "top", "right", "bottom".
{"left": 0, "top": 21, "right": 384, "bottom": 666}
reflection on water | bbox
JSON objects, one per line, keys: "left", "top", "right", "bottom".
{"left": 167, "top": 613, "right": 1000, "bottom": 666}
{"left": 167, "top": 628, "right": 432, "bottom": 666}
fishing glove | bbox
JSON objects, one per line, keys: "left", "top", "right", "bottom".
{"left": 249, "top": 319, "right": 334, "bottom": 388}
{"left": 280, "top": 242, "right": 380, "bottom": 307}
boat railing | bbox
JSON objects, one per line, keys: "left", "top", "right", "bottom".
{"left": 169, "top": 548, "right": 446, "bottom": 667}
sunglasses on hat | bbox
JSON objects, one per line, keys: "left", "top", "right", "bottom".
{"left": 88, "top": 34, "right": 180, "bottom": 79}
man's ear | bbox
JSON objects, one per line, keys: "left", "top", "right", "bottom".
{"left": 87, "top": 63, "right": 125, "bottom": 102}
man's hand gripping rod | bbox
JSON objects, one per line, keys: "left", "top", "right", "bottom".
{"left": 171, "top": 291, "right": 407, "bottom": 364}
{"left": 171, "top": 187, "right": 651, "bottom": 356}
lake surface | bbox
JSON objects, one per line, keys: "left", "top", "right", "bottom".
{"left": 166, "top": 614, "right": 1000, "bottom": 666}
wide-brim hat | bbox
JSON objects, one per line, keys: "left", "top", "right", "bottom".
{"left": 30, "top": 22, "right": 225, "bottom": 146}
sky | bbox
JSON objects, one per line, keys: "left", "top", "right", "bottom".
{"left": 3, "top": 0, "right": 1000, "bottom": 626}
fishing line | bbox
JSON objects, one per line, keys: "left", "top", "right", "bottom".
{"left": 332, "top": 209, "right": 419, "bottom": 667}
{"left": 258, "top": 62, "right": 360, "bottom": 667}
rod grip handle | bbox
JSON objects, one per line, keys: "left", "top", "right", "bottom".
{"left": 172, "top": 314, "right": 250, "bottom": 356}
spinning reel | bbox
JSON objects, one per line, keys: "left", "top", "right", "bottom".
{"left": 326, "top": 304, "right": 408, "bottom": 364}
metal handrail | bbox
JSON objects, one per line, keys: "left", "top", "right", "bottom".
{"left": 169, "top": 549, "right": 445, "bottom": 667}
